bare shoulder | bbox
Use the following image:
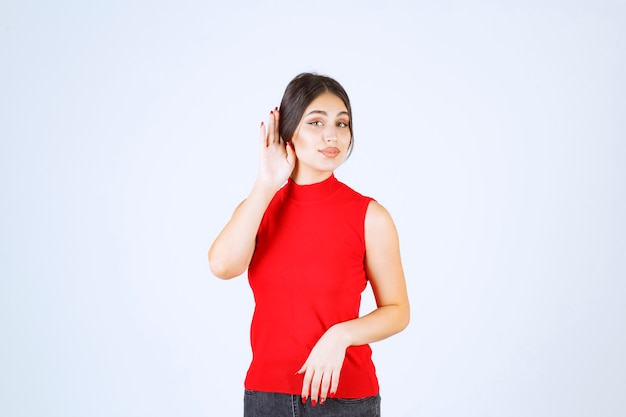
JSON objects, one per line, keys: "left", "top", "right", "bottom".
{"left": 365, "top": 200, "right": 397, "bottom": 231}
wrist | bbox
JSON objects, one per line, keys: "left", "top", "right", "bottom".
{"left": 255, "top": 175, "right": 285, "bottom": 193}
{"left": 329, "top": 323, "right": 353, "bottom": 349}
{"left": 252, "top": 177, "right": 282, "bottom": 198}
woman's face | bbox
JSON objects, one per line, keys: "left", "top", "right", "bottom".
{"left": 290, "top": 92, "right": 352, "bottom": 184}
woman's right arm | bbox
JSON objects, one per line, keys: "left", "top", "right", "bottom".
{"left": 208, "top": 109, "right": 295, "bottom": 279}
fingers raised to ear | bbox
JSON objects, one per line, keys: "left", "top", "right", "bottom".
{"left": 268, "top": 109, "right": 281, "bottom": 145}
{"left": 260, "top": 108, "right": 284, "bottom": 148}
{"left": 285, "top": 140, "right": 296, "bottom": 164}
{"left": 259, "top": 121, "right": 268, "bottom": 147}
{"left": 274, "top": 108, "right": 281, "bottom": 144}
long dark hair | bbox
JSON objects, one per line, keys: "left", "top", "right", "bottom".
{"left": 279, "top": 73, "right": 354, "bottom": 157}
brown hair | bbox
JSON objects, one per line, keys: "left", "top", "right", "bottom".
{"left": 279, "top": 73, "right": 354, "bottom": 157}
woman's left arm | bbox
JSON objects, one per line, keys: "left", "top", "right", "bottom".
{"left": 298, "top": 200, "right": 410, "bottom": 405}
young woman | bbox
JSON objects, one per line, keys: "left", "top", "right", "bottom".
{"left": 209, "top": 73, "right": 409, "bottom": 416}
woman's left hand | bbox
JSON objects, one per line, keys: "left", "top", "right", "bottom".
{"left": 297, "top": 325, "right": 350, "bottom": 406}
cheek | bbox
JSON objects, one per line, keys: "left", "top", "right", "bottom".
{"left": 292, "top": 131, "right": 313, "bottom": 149}
{"left": 340, "top": 131, "right": 352, "bottom": 145}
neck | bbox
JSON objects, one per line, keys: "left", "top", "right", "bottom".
{"left": 290, "top": 165, "right": 334, "bottom": 185}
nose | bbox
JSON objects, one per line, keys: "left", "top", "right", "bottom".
{"left": 324, "top": 125, "right": 338, "bottom": 142}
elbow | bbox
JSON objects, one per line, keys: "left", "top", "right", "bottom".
{"left": 208, "top": 252, "right": 245, "bottom": 280}
{"left": 209, "top": 263, "right": 236, "bottom": 280}
{"left": 397, "top": 303, "right": 411, "bottom": 333}
{"left": 400, "top": 310, "right": 410, "bottom": 332}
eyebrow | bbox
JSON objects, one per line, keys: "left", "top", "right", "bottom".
{"left": 305, "top": 110, "right": 350, "bottom": 117}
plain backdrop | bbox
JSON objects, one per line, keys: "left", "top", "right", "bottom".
{"left": 1, "top": 1, "right": 624, "bottom": 416}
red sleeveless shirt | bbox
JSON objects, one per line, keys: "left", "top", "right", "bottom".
{"left": 245, "top": 174, "right": 379, "bottom": 398}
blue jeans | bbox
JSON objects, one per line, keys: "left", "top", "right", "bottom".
{"left": 243, "top": 390, "right": 381, "bottom": 417}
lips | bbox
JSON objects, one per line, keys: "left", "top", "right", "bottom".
{"left": 319, "top": 147, "right": 340, "bottom": 157}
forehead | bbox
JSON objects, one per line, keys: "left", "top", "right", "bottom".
{"left": 304, "top": 92, "right": 349, "bottom": 114}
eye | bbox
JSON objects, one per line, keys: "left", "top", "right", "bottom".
{"left": 337, "top": 121, "right": 348, "bottom": 128}
{"left": 309, "top": 121, "right": 323, "bottom": 126}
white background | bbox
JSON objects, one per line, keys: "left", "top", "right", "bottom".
{"left": 1, "top": 1, "right": 624, "bottom": 416}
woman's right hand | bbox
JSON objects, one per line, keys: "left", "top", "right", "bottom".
{"left": 208, "top": 109, "right": 295, "bottom": 279}
{"left": 257, "top": 108, "right": 296, "bottom": 190}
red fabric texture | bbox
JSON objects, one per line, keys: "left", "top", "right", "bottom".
{"left": 245, "top": 174, "right": 379, "bottom": 398}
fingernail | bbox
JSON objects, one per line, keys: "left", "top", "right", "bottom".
{"left": 270, "top": 110, "right": 273, "bottom": 115}
{"left": 320, "top": 398, "right": 326, "bottom": 405}
{"left": 275, "top": 106, "right": 278, "bottom": 111}
{"left": 260, "top": 121, "right": 264, "bottom": 127}
{"left": 301, "top": 396, "right": 307, "bottom": 404}
{"left": 312, "top": 399, "right": 316, "bottom": 407}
